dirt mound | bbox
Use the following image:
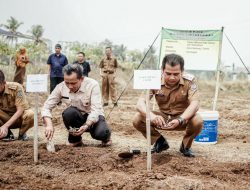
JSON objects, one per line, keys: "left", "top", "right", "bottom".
{"left": 0, "top": 141, "right": 249, "bottom": 190}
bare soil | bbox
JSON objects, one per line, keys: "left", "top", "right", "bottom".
{"left": 0, "top": 74, "right": 249, "bottom": 189}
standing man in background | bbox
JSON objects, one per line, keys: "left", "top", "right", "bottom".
{"left": 99, "top": 47, "right": 118, "bottom": 107}
{"left": 73, "top": 52, "right": 91, "bottom": 77}
{"left": 47, "top": 44, "right": 68, "bottom": 93}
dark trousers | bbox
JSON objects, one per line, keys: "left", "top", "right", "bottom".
{"left": 62, "top": 107, "right": 111, "bottom": 143}
{"left": 50, "top": 77, "right": 64, "bottom": 93}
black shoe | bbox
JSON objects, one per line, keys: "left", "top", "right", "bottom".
{"left": 18, "top": 133, "right": 29, "bottom": 141}
{"left": 113, "top": 103, "right": 118, "bottom": 107}
{"left": 180, "top": 143, "right": 195, "bottom": 157}
{"left": 103, "top": 103, "right": 108, "bottom": 107}
{"left": 151, "top": 135, "right": 169, "bottom": 153}
{"left": 2, "top": 129, "right": 15, "bottom": 141}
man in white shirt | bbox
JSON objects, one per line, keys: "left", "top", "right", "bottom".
{"left": 42, "top": 64, "right": 112, "bottom": 147}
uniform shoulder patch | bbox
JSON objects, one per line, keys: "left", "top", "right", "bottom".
{"left": 17, "top": 90, "right": 24, "bottom": 97}
{"left": 182, "top": 73, "right": 195, "bottom": 81}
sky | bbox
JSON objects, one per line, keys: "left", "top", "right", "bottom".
{"left": 0, "top": 0, "right": 250, "bottom": 70}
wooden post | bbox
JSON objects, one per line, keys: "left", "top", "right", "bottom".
{"left": 34, "top": 95, "right": 38, "bottom": 163}
{"left": 213, "top": 27, "right": 224, "bottom": 111}
{"left": 145, "top": 90, "right": 152, "bottom": 171}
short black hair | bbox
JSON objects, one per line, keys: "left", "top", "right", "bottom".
{"left": 63, "top": 64, "right": 83, "bottom": 79}
{"left": 0, "top": 70, "right": 5, "bottom": 84}
{"left": 55, "top": 44, "right": 62, "bottom": 49}
{"left": 161, "top": 54, "right": 184, "bottom": 71}
{"left": 105, "top": 46, "right": 112, "bottom": 50}
{"left": 78, "top": 52, "right": 85, "bottom": 56}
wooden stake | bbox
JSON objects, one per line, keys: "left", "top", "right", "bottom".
{"left": 213, "top": 27, "right": 224, "bottom": 111}
{"left": 34, "top": 94, "right": 38, "bottom": 163}
{"left": 146, "top": 90, "right": 152, "bottom": 171}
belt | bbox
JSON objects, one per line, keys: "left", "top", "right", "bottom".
{"left": 103, "top": 71, "right": 114, "bottom": 74}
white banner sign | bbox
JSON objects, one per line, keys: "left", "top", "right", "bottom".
{"left": 26, "top": 74, "right": 48, "bottom": 92}
{"left": 160, "top": 29, "right": 223, "bottom": 71}
{"left": 134, "top": 70, "right": 161, "bottom": 90}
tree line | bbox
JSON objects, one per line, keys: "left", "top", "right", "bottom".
{"left": 0, "top": 16, "right": 157, "bottom": 69}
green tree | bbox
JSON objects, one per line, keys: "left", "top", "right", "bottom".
{"left": 29, "top": 25, "right": 44, "bottom": 45}
{"left": 3, "top": 16, "right": 23, "bottom": 46}
{"left": 0, "top": 39, "right": 14, "bottom": 55}
{"left": 113, "top": 44, "right": 127, "bottom": 61}
{"left": 127, "top": 50, "right": 143, "bottom": 64}
{"left": 0, "top": 39, "right": 15, "bottom": 65}
{"left": 99, "top": 39, "right": 113, "bottom": 48}
{"left": 141, "top": 47, "right": 158, "bottom": 69}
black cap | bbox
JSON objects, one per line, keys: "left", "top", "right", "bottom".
{"left": 55, "top": 44, "right": 62, "bottom": 49}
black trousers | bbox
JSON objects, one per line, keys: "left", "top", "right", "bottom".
{"left": 50, "top": 77, "right": 64, "bottom": 93}
{"left": 62, "top": 107, "right": 111, "bottom": 143}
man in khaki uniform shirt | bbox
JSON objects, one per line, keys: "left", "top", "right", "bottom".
{"left": 99, "top": 47, "right": 118, "bottom": 106}
{"left": 0, "top": 70, "right": 34, "bottom": 141}
{"left": 133, "top": 54, "right": 203, "bottom": 157}
{"left": 42, "top": 64, "right": 111, "bottom": 147}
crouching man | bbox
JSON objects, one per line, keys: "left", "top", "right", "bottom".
{"left": 133, "top": 54, "right": 203, "bottom": 157}
{"left": 42, "top": 64, "right": 112, "bottom": 147}
{"left": 0, "top": 69, "right": 33, "bottom": 141}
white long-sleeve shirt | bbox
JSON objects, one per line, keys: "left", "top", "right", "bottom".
{"left": 41, "top": 77, "right": 104, "bottom": 123}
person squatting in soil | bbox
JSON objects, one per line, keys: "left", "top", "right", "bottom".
{"left": 42, "top": 64, "right": 112, "bottom": 147}
{"left": 133, "top": 54, "right": 203, "bottom": 157}
{"left": 0, "top": 69, "right": 34, "bottom": 141}
{"left": 99, "top": 47, "right": 118, "bottom": 107}
{"left": 47, "top": 44, "right": 68, "bottom": 93}
{"left": 13, "top": 47, "right": 29, "bottom": 86}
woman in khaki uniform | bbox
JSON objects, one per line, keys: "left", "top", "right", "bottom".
{"left": 13, "top": 47, "right": 29, "bottom": 85}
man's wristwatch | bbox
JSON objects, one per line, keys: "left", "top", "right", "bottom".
{"left": 177, "top": 116, "right": 186, "bottom": 126}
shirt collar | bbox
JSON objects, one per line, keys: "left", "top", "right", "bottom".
{"left": 179, "top": 77, "right": 184, "bottom": 85}
{"left": 78, "top": 81, "right": 85, "bottom": 93}
{"left": 3, "top": 84, "right": 11, "bottom": 94}
{"left": 54, "top": 53, "right": 61, "bottom": 57}
{"left": 106, "top": 56, "right": 112, "bottom": 60}
{"left": 161, "top": 77, "right": 185, "bottom": 86}
{"left": 64, "top": 80, "right": 86, "bottom": 94}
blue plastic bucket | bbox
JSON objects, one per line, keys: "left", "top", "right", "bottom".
{"left": 194, "top": 111, "right": 219, "bottom": 144}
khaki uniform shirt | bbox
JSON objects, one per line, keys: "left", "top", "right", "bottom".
{"left": 99, "top": 57, "right": 118, "bottom": 73}
{"left": 0, "top": 82, "right": 29, "bottom": 114}
{"left": 41, "top": 77, "right": 104, "bottom": 123}
{"left": 150, "top": 73, "right": 199, "bottom": 116}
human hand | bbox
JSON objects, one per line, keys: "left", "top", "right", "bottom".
{"left": 164, "top": 119, "right": 179, "bottom": 130}
{"left": 70, "top": 125, "right": 89, "bottom": 136}
{"left": 151, "top": 114, "right": 166, "bottom": 129}
{"left": 45, "top": 125, "right": 54, "bottom": 141}
{"left": 0, "top": 126, "right": 8, "bottom": 139}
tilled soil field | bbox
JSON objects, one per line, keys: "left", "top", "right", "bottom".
{"left": 0, "top": 78, "right": 249, "bottom": 190}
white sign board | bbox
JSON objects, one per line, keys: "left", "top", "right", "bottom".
{"left": 134, "top": 70, "right": 161, "bottom": 90}
{"left": 160, "top": 29, "right": 222, "bottom": 70}
{"left": 26, "top": 74, "right": 48, "bottom": 92}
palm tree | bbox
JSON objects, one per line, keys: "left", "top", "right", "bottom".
{"left": 30, "top": 25, "right": 44, "bottom": 45}
{"left": 3, "top": 16, "right": 23, "bottom": 46}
